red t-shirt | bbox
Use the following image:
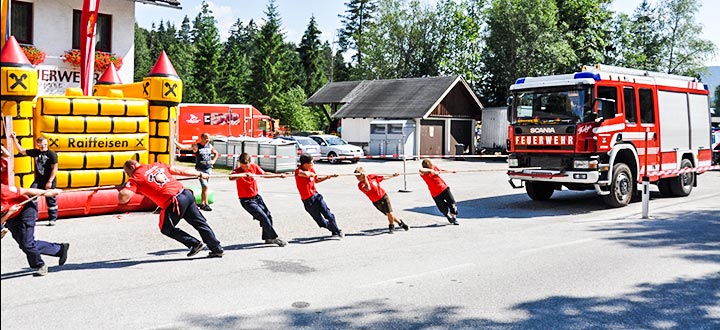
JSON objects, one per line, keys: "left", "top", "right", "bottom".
{"left": 294, "top": 167, "right": 317, "bottom": 200}
{"left": 421, "top": 165, "right": 448, "bottom": 197}
{"left": 1, "top": 184, "right": 28, "bottom": 218}
{"left": 1, "top": 157, "right": 9, "bottom": 185}
{"left": 124, "top": 163, "right": 184, "bottom": 208}
{"left": 232, "top": 163, "right": 265, "bottom": 198}
{"left": 358, "top": 174, "right": 386, "bottom": 202}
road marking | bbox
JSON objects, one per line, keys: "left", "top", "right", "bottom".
{"left": 360, "top": 263, "right": 475, "bottom": 288}
{"left": 518, "top": 238, "right": 594, "bottom": 255}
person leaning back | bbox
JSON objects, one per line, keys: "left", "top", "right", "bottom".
{"left": 118, "top": 159, "right": 224, "bottom": 258}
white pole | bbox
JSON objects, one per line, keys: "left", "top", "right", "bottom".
{"left": 641, "top": 128, "right": 650, "bottom": 219}
{"left": 399, "top": 129, "right": 411, "bottom": 193}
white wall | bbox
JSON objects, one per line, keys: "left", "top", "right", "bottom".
{"left": 26, "top": 0, "right": 135, "bottom": 94}
{"left": 340, "top": 118, "right": 377, "bottom": 143}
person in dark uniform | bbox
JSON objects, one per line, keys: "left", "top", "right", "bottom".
{"left": 118, "top": 159, "right": 224, "bottom": 258}
{"left": 229, "top": 153, "right": 288, "bottom": 247}
{"left": 294, "top": 154, "right": 344, "bottom": 238}
{"left": 1, "top": 183, "right": 69, "bottom": 276}
{"left": 11, "top": 133, "right": 59, "bottom": 226}
{"left": 175, "top": 132, "right": 219, "bottom": 211}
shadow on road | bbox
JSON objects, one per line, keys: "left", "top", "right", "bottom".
{"left": 592, "top": 209, "right": 720, "bottom": 264}
{"left": 163, "top": 273, "right": 719, "bottom": 329}
{"left": 405, "top": 191, "right": 609, "bottom": 219}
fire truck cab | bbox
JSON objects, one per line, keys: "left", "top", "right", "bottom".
{"left": 507, "top": 64, "right": 712, "bottom": 207}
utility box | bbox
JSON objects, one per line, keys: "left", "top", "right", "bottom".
{"left": 258, "top": 141, "right": 297, "bottom": 173}
{"left": 369, "top": 120, "right": 416, "bottom": 159}
{"left": 479, "top": 107, "right": 509, "bottom": 154}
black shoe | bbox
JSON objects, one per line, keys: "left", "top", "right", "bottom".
{"left": 187, "top": 242, "right": 206, "bottom": 257}
{"left": 200, "top": 204, "right": 212, "bottom": 211}
{"left": 400, "top": 221, "right": 409, "bottom": 231}
{"left": 331, "top": 231, "right": 345, "bottom": 238}
{"left": 208, "top": 249, "right": 224, "bottom": 258}
{"left": 58, "top": 243, "right": 70, "bottom": 266}
{"left": 388, "top": 224, "right": 395, "bottom": 234}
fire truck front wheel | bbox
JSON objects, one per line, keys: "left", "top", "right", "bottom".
{"left": 603, "top": 163, "right": 633, "bottom": 208}
{"left": 525, "top": 182, "right": 554, "bottom": 201}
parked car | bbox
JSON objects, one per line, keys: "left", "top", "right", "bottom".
{"left": 309, "top": 134, "right": 364, "bottom": 163}
{"left": 277, "top": 136, "right": 322, "bottom": 160}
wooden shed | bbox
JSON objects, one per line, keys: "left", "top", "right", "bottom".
{"left": 304, "top": 75, "right": 483, "bottom": 156}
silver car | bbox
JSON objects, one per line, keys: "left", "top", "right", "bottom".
{"left": 279, "top": 136, "right": 322, "bottom": 159}
{"left": 309, "top": 134, "right": 364, "bottom": 164}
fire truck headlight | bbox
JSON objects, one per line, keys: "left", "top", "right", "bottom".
{"left": 574, "top": 160, "right": 598, "bottom": 169}
{"left": 508, "top": 158, "right": 519, "bottom": 167}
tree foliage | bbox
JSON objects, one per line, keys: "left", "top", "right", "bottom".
{"left": 479, "top": 0, "right": 575, "bottom": 106}
{"left": 135, "top": 0, "right": 717, "bottom": 129}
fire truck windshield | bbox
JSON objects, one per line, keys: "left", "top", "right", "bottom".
{"left": 513, "top": 86, "right": 593, "bottom": 123}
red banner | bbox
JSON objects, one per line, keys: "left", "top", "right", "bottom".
{"left": 79, "top": 0, "right": 101, "bottom": 95}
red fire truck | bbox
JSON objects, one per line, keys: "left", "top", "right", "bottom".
{"left": 507, "top": 64, "right": 713, "bottom": 207}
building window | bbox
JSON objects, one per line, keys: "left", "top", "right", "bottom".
{"left": 11, "top": 1, "right": 33, "bottom": 44}
{"left": 623, "top": 87, "right": 637, "bottom": 124}
{"left": 72, "top": 10, "right": 112, "bottom": 52}
{"left": 639, "top": 88, "right": 655, "bottom": 124}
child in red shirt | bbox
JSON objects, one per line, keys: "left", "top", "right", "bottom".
{"left": 419, "top": 159, "right": 459, "bottom": 225}
{"left": 354, "top": 167, "right": 409, "bottom": 234}
{"left": 294, "top": 154, "right": 343, "bottom": 238}
{"left": 230, "top": 153, "right": 288, "bottom": 247}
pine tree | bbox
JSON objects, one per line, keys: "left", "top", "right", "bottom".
{"left": 247, "top": 0, "right": 287, "bottom": 119}
{"left": 171, "top": 16, "right": 196, "bottom": 100}
{"left": 189, "top": 1, "right": 221, "bottom": 103}
{"left": 338, "top": 0, "right": 377, "bottom": 76}
{"left": 133, "top": 23, "right": 152, "bottom": 82}
{"left": 297, "top": 15, "right": 328, "bottom": 96}
{"left": 219, "top": 19, "right": 253, "bottom": 103}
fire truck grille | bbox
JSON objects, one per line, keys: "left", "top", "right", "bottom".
{"left": 529, "top": 157, "right": 564, "bottom": 169}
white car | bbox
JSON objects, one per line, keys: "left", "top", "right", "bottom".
{"left": 278, "top": 136, "right": 322, "bottom": 159}
{"left": 309, "top": 135, "right": 364, "bottom": 164}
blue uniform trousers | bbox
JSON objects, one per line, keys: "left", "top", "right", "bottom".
{"left": 5, "top": 203, "right": 62, "bottom": 268}
{"left": 160, "top": 189, "right": 222, "bottom": 253}
{"left": 302, "top": 193, "right": 341, "bottom": 235}
{"left": 239, "top": 195, "right": 279, "bottom": 240}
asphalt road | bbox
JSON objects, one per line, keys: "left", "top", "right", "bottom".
{"left": 2, "top": 158, "right": 719, "bottom": 330}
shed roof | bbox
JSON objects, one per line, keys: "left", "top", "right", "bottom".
{"left": 135, "top": 0, "right": 182, "bottom": 9}
{"left": 305, "top": 75, "right": 482, "bottom": 119}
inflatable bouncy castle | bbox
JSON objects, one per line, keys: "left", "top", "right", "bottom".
{"left": 1, "top": 35, "right": 182, "bottom": 220}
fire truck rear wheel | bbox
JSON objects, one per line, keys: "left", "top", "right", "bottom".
{"left": 669, "top": 158, "right": 694, "bottom": 197}
{"left": 525, "top": 182, "right": 554, "bottom": 201}
{"left": 603, "top": 163, "right": 633, "bottom": 208}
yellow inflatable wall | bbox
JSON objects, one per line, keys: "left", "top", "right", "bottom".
{"left": 1, "top": 52, "right": 181, "bottom": 189}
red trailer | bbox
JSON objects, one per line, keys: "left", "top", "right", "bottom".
{"left": 176, "top": 103, "right": 275, "bottom": 157}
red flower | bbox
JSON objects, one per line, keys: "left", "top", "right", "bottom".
{"left": 62, "top": 49, "right": 123, "bottom": 72}
{"left": 21, "top": 44, "right": 46, "bottom": 66}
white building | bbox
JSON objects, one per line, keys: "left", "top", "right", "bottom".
{"left": 8, "top": 0, "right": 180, "bottom": 95}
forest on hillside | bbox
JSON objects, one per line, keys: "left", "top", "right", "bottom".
{"left": 134, "top": 0, "right": 718, "bottom": 130}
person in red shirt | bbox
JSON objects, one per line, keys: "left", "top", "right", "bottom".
{"left": 294, "top": 154, "right": 343, "bottom": 238}
{"left": 118, "top": 159, "right": 224, "bottom": 258}
{"left": 229, "top": 153, "right": 288, "bottom": 247}
{"left": 419, "top": 159, "right": 459, "bottom": 225}
{"left": 354, "top": 167, "right": 409, "bottom": 234}
{"left": 1, "top": 184, "right": 68, "bottom": 276}
{"left": 1, "top": 145, "right": 10, "bottom": 238}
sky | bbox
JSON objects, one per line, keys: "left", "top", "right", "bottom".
{"left": 135, "top": 0, "right": 720, "bottom": 67}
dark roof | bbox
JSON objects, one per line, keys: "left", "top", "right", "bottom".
{"left": 135, "top": 0, "right": 182, "bottom": 9}
{"left": 304, "top": 81, "right": 362, "bottom": 105}
{"left": 305, "top": 76, "right": 482, "bottom": 119}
